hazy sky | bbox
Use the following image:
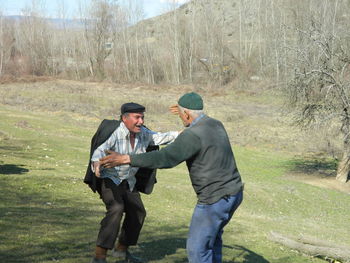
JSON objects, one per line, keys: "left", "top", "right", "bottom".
{"left": 0, "top": 0, "right": 190, "bottom": 19}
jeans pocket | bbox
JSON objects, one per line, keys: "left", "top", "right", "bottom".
{"left": 196, "top": 203, "right": 207, "bottom": 209}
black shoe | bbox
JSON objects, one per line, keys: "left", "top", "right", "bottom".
{"left": 91, "top": 257, "right": 108, "bottom": 263}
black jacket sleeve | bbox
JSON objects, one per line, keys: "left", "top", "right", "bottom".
{"left": 83, "top": 119, "right": 120, "bottom": 193}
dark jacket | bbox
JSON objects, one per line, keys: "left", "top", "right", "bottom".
{"left": 84, "top": 119, "right": 158, "bottom": 194}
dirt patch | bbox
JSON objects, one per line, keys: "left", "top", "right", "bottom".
{"left": 0, "top": 75, "right": 53, "bottom": 84}
{"left": 0, "top": 131, "right": 10, "bottom": 140}
{"left": 285, "top": 172, "right": 350, "bottom": 194}
{"left": 15, "top": 120, "right": 33, "bottom": 129}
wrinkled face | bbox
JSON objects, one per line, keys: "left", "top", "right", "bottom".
{"left": 122, "top": 112, "right": 144, "bottom": 133}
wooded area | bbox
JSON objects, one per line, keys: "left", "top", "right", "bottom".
{"left": 0, "top": 0, "right": 347, "bottom": 85}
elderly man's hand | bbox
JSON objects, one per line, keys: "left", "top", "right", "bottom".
{"left": 99, "top": 150, "right": 131, "bottom": 168}
{"left": 93, "top": 161, "right": 101, "bottom": 177}
{"left": 169, "top": 104, "right": 179, "bottom": 115}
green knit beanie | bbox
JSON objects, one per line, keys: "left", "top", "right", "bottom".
{"left": 178, "top": 92, "right": 203, "bottom": 110}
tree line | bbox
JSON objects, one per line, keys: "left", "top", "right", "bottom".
{"left": 0, "top": 0, "right": 345, "bottom": 85}
{"left": 0, "top": 0, "right": 347, "bottom": 83}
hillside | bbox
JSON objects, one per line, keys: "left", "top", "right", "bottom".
{"left": 0, "top": 79, "right": 349, "bottom": 262}
{"left": 139, "top": 0, "right": 240, "bottom": 38}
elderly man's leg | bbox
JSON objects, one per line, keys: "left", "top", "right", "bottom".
{"left": 212, "top": 191, "right": 243, "bottom": 263}
{"left": 187, "top": 191, "right": 243, "bottom": 263}
{"left": 119, "top": 189, "right": 146, "bottom": 246}
{"left": 212, "top": 230, "right": 223, "bottom": 263}
{"left": 186, "top": 204, "right": 216, "bottom": 263}
{"left": 94, "top": 179, "right": 124, "bottom": 260}
{"left": 112, "top": 186, "right": 146, "bottom": 262}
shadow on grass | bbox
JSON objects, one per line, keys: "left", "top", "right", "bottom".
{"left": 0, "top": 176, "right": 99, "bottom": 263}
{"left": 137, "top": 230, "right": 269, "bottom": 263}
{"left": 286, "top": 157, "right": 337, "bottom": 177}
{"left": 0, "top": 145, "right": 23, "bottom": 151}
{"left": 230, "top": 245, "right": 270, "bottom": 263}
{"left": 0, "top": 164, "right": 29, "bottom": 174}
{"left": 0, "top": 206, "right": 97, "bottom": 259}
{"left": 0, "top": 174, "right": 270, "bottom": 263}
{"left": 139, "top": 236, "right": 187, "bottom": 262}
{"left": 0, "top": 141, "right": 44, "bottom": 160}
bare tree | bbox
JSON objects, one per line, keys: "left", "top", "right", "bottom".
{"left": 162, "top": 0, "right": 183, "bottom": 84}
{"left": 284, "top": 7, "right": 350, "bottom": 183}
{"left": 83, "top": 0, "right": 120, "bottom": 80}
{"left": 14, "top": 2, "right": 54, "bottom": 76}
{"left": 1, "top": 18, "right": 16, "bottom": 77}
{"left": 0, "top": 11, "right": 6, "bottom": 76}
{"left": 125, "top": 0, "right": 145, "bottom": 81}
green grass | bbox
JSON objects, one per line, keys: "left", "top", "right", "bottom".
{"left": 0, "top": 81, "right": 349, "bottom": 263}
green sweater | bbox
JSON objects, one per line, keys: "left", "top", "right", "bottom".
{"left": 131, "top": 115, "right": 243, "bottom": 204}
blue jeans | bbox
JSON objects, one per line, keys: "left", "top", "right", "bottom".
{"left": 186, "top": 191, "right": 243, "bottom": 263}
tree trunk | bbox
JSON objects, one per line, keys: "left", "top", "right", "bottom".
{"left": 268, "top": 232, "right": 350, "bottom": 263}
{"left": 337, "top": 122, "right": 350, "bottom": 183}
{"left": 336, "top": 151, "right": 350, "bottom": 183}
{"left": 0, "top": 14, "right": 3, "bottom": 77}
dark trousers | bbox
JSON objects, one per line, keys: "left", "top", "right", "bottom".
{"left": 96, "top": 178, "right": 146, "bottom": 249}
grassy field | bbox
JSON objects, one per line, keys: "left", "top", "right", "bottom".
{"left": 0, "top": 80, "right": 349, "bottom": 263}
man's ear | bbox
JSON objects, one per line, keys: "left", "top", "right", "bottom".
{"left": 184, "top": 110, "right": 190, "bottom": 120}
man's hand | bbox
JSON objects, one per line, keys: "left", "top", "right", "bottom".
{"left": 169, "top": 104, "right": 179, "bottom": 115}
{"left": 99, "top": 150, "right": 131, "bottom": 168}
{"left": 93, "top": 161, "right": 101, "bottom": 177}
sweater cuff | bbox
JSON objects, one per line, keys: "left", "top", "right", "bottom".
{"left": 130, "top": 154, "right": 136, "bottom": 166}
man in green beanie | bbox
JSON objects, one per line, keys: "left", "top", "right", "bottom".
{"left": 99, "top": 92, "right": 244, "bottom": 263}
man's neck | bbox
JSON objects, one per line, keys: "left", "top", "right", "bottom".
{"left": 189, "top": 113, "right": 205, "bottom": 127}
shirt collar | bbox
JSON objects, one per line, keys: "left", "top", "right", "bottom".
{"left": 189, "top": 113, "right": 205, "bottom": 127}
{"left": 120, "top": 121, "right": 141, "bottom": 139}
{"left": 120, "top": 121, "right": 130, "bottom": 138}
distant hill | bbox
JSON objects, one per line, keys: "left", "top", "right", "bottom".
{"left": 135, "top": 0, "right": 243, "bottom": 45}
{"left": 5, "top": 15, "right": 85, "bottom": 29}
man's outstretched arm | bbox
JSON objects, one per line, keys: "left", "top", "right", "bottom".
{"left": 99, "top": 131, "right": 200, "bottom": 170}
{"left": 99, "top": 150, "right": 131, "bottom": 168}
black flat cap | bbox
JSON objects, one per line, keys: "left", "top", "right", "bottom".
{"left": 121, "top": 102, "right": 145, "bottom": 114}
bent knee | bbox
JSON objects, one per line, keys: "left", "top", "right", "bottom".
{"left": 107, "top": 202, "right": 124, "bottom": 215}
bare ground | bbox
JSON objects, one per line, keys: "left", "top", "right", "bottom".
{"left": 285, "top": 172, "right": 350, "bottom": 194}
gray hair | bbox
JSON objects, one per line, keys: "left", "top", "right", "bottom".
{"left": 120, "top": 112, "right": 129, "bottom": 120}
{"left": 178, "top": 105, "right": 204, "bottom": 118}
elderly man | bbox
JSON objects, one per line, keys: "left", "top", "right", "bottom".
{"left": 99, "top": 93, "right": 244, "bottom": 263}
{"left": 85, "top": 102, "right": 179, "bottom": 263}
